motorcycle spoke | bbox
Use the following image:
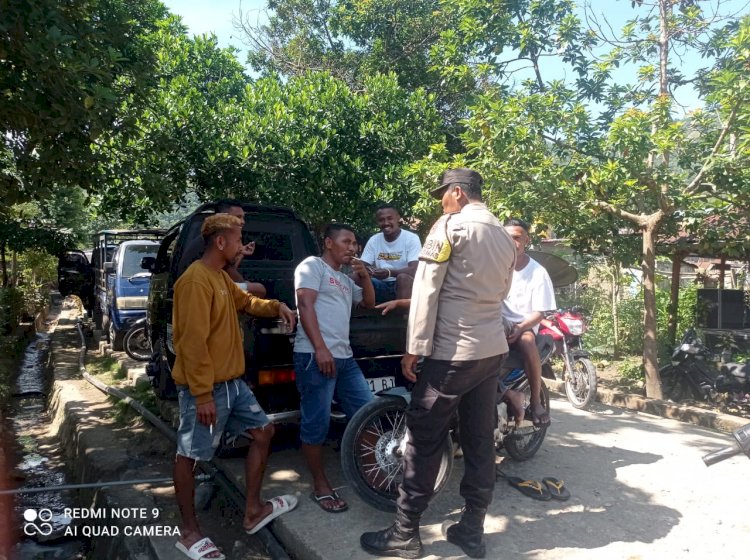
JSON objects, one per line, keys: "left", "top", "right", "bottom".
{"left": 352, "top": 408, "right": 407, "bottom": 496}
{"left": 363, "top": 421, "right": 386, "bottom": 439}
{"left": 388, "top": 410, "right": 405, "bottom": 435}
{"left": 376, "top": 463, "right": 401, "bottom": 491}
{"left": 358, "top": 441, "right": 378, "bottom": 453}
{"left": 362, "top": 461, "right": 384, "bottom": 476}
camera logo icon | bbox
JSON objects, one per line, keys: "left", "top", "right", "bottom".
{"left": 23, "top": 508, "right": 53, "bottom": 536}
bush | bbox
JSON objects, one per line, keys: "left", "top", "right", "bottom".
{"left": 581, "top": 284, "right": 645, "bottom": 357}
{"left": 656, "top": 282, "right": 698, "bottom": 356}
{"left": 18, "top": 280, "right": 49, "bottom": 319}
{"left": 0, "top": 287, "right": 24, "bottom": 334}
{"left": 581, "top": 279, "right": 698, "bottom": 359}
{"left": 617, "top": 355, "right": 644, "bottom": 381}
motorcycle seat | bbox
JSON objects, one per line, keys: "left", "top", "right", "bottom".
{"left": 719, "top": 362, "right": 750, "bottom": 381}
{"left": 501, "top": 334, "right": 555, "bottom": 371}
{"left": 716, "top": 362, "right": 750, "bottom": 393}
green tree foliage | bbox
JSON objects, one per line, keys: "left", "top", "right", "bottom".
{"left": 237, "top": 0, "right": 471, "bottom": 146}
{"left": 585, "top": 280, "right": 698, "bottom": 360}
{"left": 238, "top": 1, "right": 602, "bottom": 149}
{"left": 196, "top": 72, "right": 440, "bottom": 233}
{"left": 406, "top": 1, "right": 750, "bottom": 398}
{"left": 3, "top": 0, "right": 442, "bottom": 240}
{"left": 240, "top": 0, "right": 455, "bottom": 91}
{"left": 92, "top": 31, "right": 251, "bottom": 218}
{"left": 96, "top": 55, "right": 440, "bottom": 230}
{"left": 0, "top": 0, "right": 173, "bottom": 205}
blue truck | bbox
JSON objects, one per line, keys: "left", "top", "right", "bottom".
{"left": 102, "top": 237, "right": 164, "bottom": 350}
{"left": 60, "top": 229, "right": 165, "bottom": 350}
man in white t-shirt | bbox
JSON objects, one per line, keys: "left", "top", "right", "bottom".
{"left": 502, "top": 218, "right": 556, "bottom": 426}
{"left": 361, "top": 204, "right": 422, "bottom": 303}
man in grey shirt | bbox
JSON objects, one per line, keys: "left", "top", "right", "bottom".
{"left": 294, "top": 223, "right": 375, "bottom": 513}
{"left": 361, "top": 169, "right": 516, "bottom": 559}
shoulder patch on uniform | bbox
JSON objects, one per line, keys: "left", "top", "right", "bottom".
{"left": 419, "top": 214, "right": 454, "bottom": 263}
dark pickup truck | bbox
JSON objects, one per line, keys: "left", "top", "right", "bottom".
{"left": 143, "top": 201, "right": 409, "bottom": 422}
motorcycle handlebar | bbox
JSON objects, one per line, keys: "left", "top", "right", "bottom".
{"left": 703, "top": 423, "right": 750, "bottom": 466}
{"left": 702, "top": 443, "right": 741, "bottom": 466}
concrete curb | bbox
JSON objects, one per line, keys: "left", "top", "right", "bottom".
{"left": 48, "top": 311, "right": 185, "bottom": 560}
{"left": 545, "top": 378, "right": 748, "bottom": 433}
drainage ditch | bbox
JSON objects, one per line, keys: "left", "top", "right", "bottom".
{"left": 7, "top": 331, "right": 89, "bottom": 558}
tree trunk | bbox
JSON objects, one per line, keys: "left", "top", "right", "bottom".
{"left": 658, "top": 0, "right": 670, "bottom": 97}
{"left": 0, "top": 242, "right": 7, "bottom": 287}
{"left": 10, "top": 251, "right": 18, "bottom": 288}
{"left": 611, "top": 259, "right": 620, "bottom": 359}
{"left": 667, "top": 250, "right": 684, "bottom": 347}
{"left": 642, "top": 222, "right": 663, "bottom": 398}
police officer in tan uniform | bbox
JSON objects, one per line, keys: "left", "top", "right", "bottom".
{"left": 360, "top": 169, "right": 516, "bottom": 559}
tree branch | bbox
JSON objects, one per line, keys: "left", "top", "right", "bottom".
{"left": 592, "top": 200, "right": 648, "bottom": 226}
{"left": 684, "top": 104, "right": 738, "bottom": 196}
{"left": 541, "top": 134, "right": 601, "bottom": 160}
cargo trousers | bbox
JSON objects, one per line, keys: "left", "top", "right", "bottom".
{"left": 395, "top": 353, "right": 504, "bottom": 530}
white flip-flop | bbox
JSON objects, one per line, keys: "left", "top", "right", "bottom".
{"left": 245, "top": 494, "right": 298, "bottom": 535}
{"left": 174, "top": 536, "right": 226, "bottom": 560}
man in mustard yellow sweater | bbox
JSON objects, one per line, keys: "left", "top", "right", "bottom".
{"left": 172, "top": 213, "right": 298, "bottom": 560}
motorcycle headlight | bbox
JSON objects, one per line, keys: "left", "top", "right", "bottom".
{"left": 116, "top": 296, "right": 148, "bottom": 309}
{"left": 562, "top": 319, "right": 584, "bottom": 335}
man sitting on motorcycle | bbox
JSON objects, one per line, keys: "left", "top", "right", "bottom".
{"left": 502, "top": 219, "right": 556, "bottom": 426}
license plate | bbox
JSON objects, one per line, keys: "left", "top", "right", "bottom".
{"left": 367, "top": 376, "right": 395, "bottom": 393}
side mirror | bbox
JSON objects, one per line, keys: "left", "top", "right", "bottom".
{"left": 141, "top": 256, "right": 156, "bottom": 272}
{"left": 104, "top": 262, "right": 115, "bottom": 274}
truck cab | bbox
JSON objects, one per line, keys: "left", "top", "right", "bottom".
{"left": 103, "top": 239, "right": 161, "bottom": 350}
{"left": 57, "top": 250, "right": 94, "bottom": 311}
{"left": 89, "top": 230, "right": 165, "bottom": 349}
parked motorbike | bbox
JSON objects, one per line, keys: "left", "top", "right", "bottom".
{"left": 538, "top": 307, "right": 598, "bottom": 409}
{"left": 703, "top": 423, "right": 750, "bottom": 466}
{"left": 340, "top": 336, "right": 555, "bottom": 512}
{"left": 123, "top": 318, "right": 151, "bottom": 362}
{"left": 661, "top": 329, "right": 750, "bottom": 402}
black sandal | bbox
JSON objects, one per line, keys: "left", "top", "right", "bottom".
{"left": 310, "top": 490, "right": 349, "bottom": 513}
{"left": 506, "top": 477, "right": 551, "bottom": 501}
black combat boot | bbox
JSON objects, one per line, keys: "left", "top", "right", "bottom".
{"left": 360, "top": 523, "right": 423, "bottom": 559}
{"left": 445, "top": 506, "right": 486, "bottom": 558}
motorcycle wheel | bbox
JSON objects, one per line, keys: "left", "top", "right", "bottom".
{"left": 504, "top": 382, "right": 550, "bottom": 461}
{"left": 565, "top": 357, "right": 598, "bottom": 410}
{"left": 124, "top": 325, "right": 151, "bottom": 361}
{"left": 659, "top": 365, "right": 697, "bottom": 402}
{"left": 341, "top": 397, "right": 453, "bottom": 512}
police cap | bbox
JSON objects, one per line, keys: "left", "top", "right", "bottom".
{"left": 430, "top": 168, "right": 484, "bottom": 199}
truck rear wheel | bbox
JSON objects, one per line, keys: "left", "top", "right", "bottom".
{"left": 108, "top": 319, "right": 124, "bottom": 351}
{"left": 93, "top": 305, "right": 103, "bottom": 330}
{"left": 149, "top": 339, "right": 177, "bottom": 399}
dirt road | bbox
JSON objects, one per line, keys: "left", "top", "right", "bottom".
{"left": 219, "top": 396, "right": 750, "bottom": 560}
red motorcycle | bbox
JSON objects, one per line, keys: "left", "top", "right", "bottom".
{"left": 539, "top": 307, "right": 598, "bottom": 409}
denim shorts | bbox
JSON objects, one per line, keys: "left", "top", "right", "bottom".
{"left": 293, "top": 352, "right": 373, "bottom": 445}
{"left": 371, "top": 278, "right": 397, "bottom": 303}
{"left": 175, "top": 378, "right": 269, "bottom": 461}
